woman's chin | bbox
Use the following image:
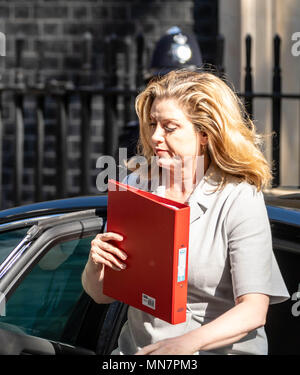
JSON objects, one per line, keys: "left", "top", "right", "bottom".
{"left": 156, "top": 157, "right": 173, "bottom": 169}
{"left": 156, "top": 157, "right": 181, "bottom": 170}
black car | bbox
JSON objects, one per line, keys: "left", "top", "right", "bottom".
{"left": 263, "top": 191, "right": 300, "bottom": 355}
{"left": 0, "top": 192, "right": 299, "bottom": 355}
{"left": 0, "top": 195, "right": 128, "bottom": 355}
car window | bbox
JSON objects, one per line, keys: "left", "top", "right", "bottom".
{"left": 0, "top": 227, "right": 29, "bottom": 265}
{"left": 0, "top": 235, "right": 93, "bottom": 344}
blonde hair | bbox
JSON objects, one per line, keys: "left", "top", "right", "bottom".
{"left": 132, "top": 69, "right": 272, "bottom": 191}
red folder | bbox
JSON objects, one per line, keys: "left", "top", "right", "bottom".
{"left": 103, "top": 179, "right": 190, "bottom": 324}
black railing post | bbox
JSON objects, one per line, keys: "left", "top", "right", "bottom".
{"left": 104, "top": 34, "right": 119, "bottom": 157}
{"left": 136, "top": 33, "right": 144, "bottom": 89}
{"left": 14, "top": 93, "right": 24, "bottom": 207}
{"left": 35, "top": 40, "right": 44, "bottom": 87}
{"left": 34, "top": 40, "right": 45, "bottom": 202}
{"left": 14, "top": 35, "right": 25, "bottom": 206}
{"left": 124, "top": 36, "right": 132, "bottom": 126}
{"left": 272, "top": 35, "right": 282, "bottom": 187}
{"left": 35, "top": 94, "right": 45, "bottom": 202}
{"left": 15, "top": 35, "right": 25, "bottom": 86}
{"left": 244, "top": 34, "right": 253, "bottom": 118}
{"left": 83, "top": 31, "right": 92, "bottom": 72}
{"left": 80, "top": 91, "right": 92, "bottom": 195}
{"left": 55, "top": 87, "right": 69, "bottom": 198}
{"left": 80, "top": 32, "right": 93, "bottom": 195}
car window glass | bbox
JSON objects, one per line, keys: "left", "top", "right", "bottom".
{"left": 0, "top": 236, "right": 93, "bottom": 344}
{"left": 0, "top": 228, "right": 29, "bottom": 265}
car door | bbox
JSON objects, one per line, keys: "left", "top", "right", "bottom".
{"left": 265, "top": 204, "right": 300, "bottom": 355}
{"left": 0, "top": 208, "right": 127, "bottom": 355}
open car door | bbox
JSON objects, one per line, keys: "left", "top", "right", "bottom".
{"left": 0, "top": 209, "right": 127, "bottom": 355}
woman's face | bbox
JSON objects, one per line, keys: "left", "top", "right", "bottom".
{"left": 149, "top": 97, "right": 207, "bottom": 169}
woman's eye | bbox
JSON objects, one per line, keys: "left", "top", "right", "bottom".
{"left": 148, "top": 122, "right": 176, "bottom": 133}
{"left": 165, "top": 126, "right": 176, "bottom": 133}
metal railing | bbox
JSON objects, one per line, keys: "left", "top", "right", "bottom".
{"left": 0, "top": 33, "right": 143, "bottom": 208}
{"left": 0, "top": 32, "right": 299, "bottom": 209}
{"left": 241, "top": 34, "right": 300, "bottom": 188}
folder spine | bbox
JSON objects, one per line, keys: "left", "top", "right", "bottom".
{"left": 172, "top": 208, "right": 190, "bottom": 324}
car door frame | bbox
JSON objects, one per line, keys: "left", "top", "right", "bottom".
{"left": 0, "top": 208, "right": 124, "bottom": 355}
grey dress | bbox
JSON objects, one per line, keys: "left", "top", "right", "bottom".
{"left": 110, "top": 165, "right": 290, "bottom": 355}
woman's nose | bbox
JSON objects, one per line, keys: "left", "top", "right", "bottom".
{"left": 151, "top": 124, "right": 164, "bottom": 144}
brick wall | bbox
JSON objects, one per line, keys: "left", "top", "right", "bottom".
{"left": 1, "top": 0, "right": 195, "bottom": 85}
{"left": 0, "top": 0, "right": 195, "bottom": 208}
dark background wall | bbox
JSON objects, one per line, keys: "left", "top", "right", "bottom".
{"left": 0, "top": 0, "right": 220, "bottom": 208}
{"left": 0, "top": 0, "right": 195, "bottom": 85}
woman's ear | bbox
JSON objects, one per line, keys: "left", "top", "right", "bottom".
{"left": 199, "top": 131, "right": 208, "bottom": 145}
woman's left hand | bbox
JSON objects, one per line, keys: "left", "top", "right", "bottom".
{"left": 135, "top": 336, "right": 196, "bottom": 355}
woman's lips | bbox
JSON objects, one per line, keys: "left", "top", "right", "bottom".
{"left": 155, "top": 148, "right": 168, "bottom": 156}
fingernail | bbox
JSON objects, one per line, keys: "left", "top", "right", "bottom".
{"left": 120, "top": 263, "right": 126, "bottom": 269}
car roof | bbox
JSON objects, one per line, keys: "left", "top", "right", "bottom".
{"left": 263, "top": 188, "right": 300, "bottom": 227}
{"left": 263, "top": 187, "right": 300, "bottom": 209}
{"left": 0, "top": 195, "right": 108, "bottom": 225}
{"left": 266, "top": 205, "right": 300, "bottom": 226}
{"left": 0, "top": 191, "right": 299, "bottom": 227}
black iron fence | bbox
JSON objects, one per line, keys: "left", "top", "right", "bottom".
{"left": 0, "top": 33, "right": 299, "bottom": 209}
{"left": 242, "top": 34, "right": 300, "bottom": 188}
{"left": 0, "top": 32, "right": 144, "bottom": 208}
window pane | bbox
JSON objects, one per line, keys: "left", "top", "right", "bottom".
{"left": 0, "top": 228, "right": 29, "bottom": 265}
{"left": 0, "top": 236, "right": 93, "bottom": 343}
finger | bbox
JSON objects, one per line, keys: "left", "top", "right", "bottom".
{"left": 135, "top": 344, "right": 158, "bottom": 355}
{"left": 91, "top": 252, "right": 122, "bottom": 271}
{"left": 91, "top": 245, "right": 126, "bottom": 270}
{"left": 97, "top": 248, "right": 127, "bottom": 270}
{"left": 92, "top": 239, "right": 127, "bottom": 260}
{"left": 97, "top": 232, "right": 124, "bottom": 242}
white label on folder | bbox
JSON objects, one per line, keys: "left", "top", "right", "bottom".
{"left": 177, "top": 247, "right": 187, "bottom": 282}
{"left": 142, "top": 293, "right": 156, "bottom": 310}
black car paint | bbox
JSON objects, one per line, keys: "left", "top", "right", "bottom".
{"left": 0, "top": 194, "right": 299, "bottom": 355}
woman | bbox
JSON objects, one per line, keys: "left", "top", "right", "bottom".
{"left": 82, "top": 70, "right": 289, "bottom": 355}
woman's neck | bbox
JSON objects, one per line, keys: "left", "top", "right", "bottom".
{"left": 163, "top": 154, "right": 211, "bottom": 202}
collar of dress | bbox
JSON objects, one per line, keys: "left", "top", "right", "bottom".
{"left": 153, "top": 164, "right": 223, "bottom": 224}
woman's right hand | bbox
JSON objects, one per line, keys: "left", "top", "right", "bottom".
{"left": 89, "top": 232, "right": 127, "bottom": 272}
